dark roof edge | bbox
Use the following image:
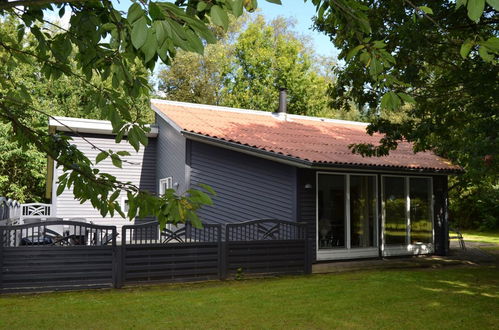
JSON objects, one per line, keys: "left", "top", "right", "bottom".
{"left": 183, "top": 131, "right": 462, "bottom": 175}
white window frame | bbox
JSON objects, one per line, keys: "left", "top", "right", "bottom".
{"left": 121, "top": 196, "right": 129, "bottom": 213}
{"left": 381, "top": 175, "right": 434, "bottom": 257}
{"left": 316, "top": 172, "right": 379, "bottom": 261}
{"left": 159, "top": 177, "right": 173, "bottom": 195}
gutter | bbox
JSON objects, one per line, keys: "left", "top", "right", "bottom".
{"left": 183, "top": 131, "right": 463, "bottom": 175}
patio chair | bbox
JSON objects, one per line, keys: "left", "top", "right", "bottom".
{"left": 22, "top": 217, "right": 43, "bottom": 224}
{"left": 43, "top": 217, "right": 64, "bottom": 221}
{"left": 43, "top": 227, "right": 75, "bottom": 246}
{"left": 100, "top": 231, "right": 119, "bottom": 246}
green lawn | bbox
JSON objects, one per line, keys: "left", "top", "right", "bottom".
{"left": 462, "top": 230, "right": 499, "bottom": 245}
{"left": 1, "top": 266, "right": 498, "bottom": 329}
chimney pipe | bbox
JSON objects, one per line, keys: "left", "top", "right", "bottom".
{"left": 278, "top": 88, "right": 287, "bottom": 114}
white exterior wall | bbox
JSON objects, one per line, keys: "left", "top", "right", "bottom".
{"left": 53, "top": 133, "right": 157, "bottom": 229}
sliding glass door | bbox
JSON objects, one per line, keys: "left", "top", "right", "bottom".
{"left": 317, "top": 173, "right": 378, "bottom": 260}
{"left": 382, "top": 176, "right": 434, "bottom": 256}
{"left": 350, "top": 176, "right": 376, "bottom": 248}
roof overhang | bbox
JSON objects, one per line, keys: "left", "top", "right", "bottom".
{"left": 183, "top": 131, "right": 462, "bottom": 175}
{"left": 49, "top": 116, "right": 159, "bottom": 137}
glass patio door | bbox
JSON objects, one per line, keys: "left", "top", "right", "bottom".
{"left": 317, "top": 173, "right": 378, "bottom": 260}
{"left": 382, "top": 176, "right": 433, "bottom": 256}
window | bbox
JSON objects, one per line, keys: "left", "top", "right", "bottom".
{"left": 317, "top": 173, "right": 377, "bottom": 251}
{"left": 121, "top": 196, "right": 129, "bottom": 213}
{"left": 159, "top": 177, "right": 173, "bottom": 195}
{"left": 382, "top": 176, "right": 433, "bottom": 247}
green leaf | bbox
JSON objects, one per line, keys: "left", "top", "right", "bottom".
{"left": 397, "top": 93, "right": 416, "bottom": 104}
{"left": 482, "top": 37, "right": 499, "bottom": 51}
{"left": 197, "top": 1, "right": 207, "bottom": 11}
{"left": 266, "top": 0, "right": 282, "bottom": 4}
{"left": 381, "top": 92, "right": 401, "bottom": 110}
{"left": 232, "top": 0, "right": 244, "bottom": 16}
{"left": 210, "top": 5, "right": 229, "bottom": 30}
{"left": 456, "top": 0, "right": 468, "bottom": 9}
{"left": 359, "top": 52, "right": 371, "bottom": 65}
{"left": 199, "top": 183, "right": 216, "bottom": 195}
{"left": 418, "top": 6, "right": 433, "bottom": 15}
{"left": 148, "top": 2, "right": 164, "bottom": 20}
{"left": 467, "top": 0, "right": 485, "bottom": 22}
{"left": 373, "top": 40, "right": 386, "bottom": 49}
{"left": 96, "top": 151, "right": 109, "bottom": 164}
{"left": 460, "top": 39, "right": 474, "bottom": 58}
{"left": 154, "top": 20, "right": 166, "bottom": 46}
{"left": 116, "top": 151, "right": 131, "bottom": 156}
{"left": 346, "top": 45, "right": 365, "bottom": 61}
{"left": 127, "top": 3, "right": 145, "bottom": 24}
{"left": 486, "top": 0, "right": 499, "bottom": 10}
{"left": 141, "top": 28, "right": 157, "bottom": 63}
{"left": 109, "top": 190, "right": 120, "bottom": 202}
{"left": 131, "top": 16, "right": 148, "bottom": 49}
{"left": 56, "top": 183, "right": 65, "bottom": 196}
{"left": 184, "top": 29, "right": 204, "bottom": 55}
{"left": 478, "top": 45, "right": 494, "bottom": 62}
{"left": 110, "top": 154, "right": 123, "bottom": 168}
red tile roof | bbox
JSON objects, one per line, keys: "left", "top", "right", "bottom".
{"left": 152, "top": 100, "right": 461, "bottom": 172}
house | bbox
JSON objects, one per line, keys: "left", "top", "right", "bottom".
{"left": 47, "top": 96, "right": 461, "bottom": 262}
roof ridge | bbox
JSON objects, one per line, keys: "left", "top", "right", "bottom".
{"left": 150, "top": 99, "right": 369, "bottom": 127}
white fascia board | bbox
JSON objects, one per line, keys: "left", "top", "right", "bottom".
{"left": 49, "top": 116, "right": 158, "bottom": 137}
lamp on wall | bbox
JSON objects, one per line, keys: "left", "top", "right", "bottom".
{"left": 304, "top": 183, "right": 313, "bottom": 189}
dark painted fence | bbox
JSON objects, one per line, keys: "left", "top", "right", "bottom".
{"left": 226, "top": 219, "right": 310, "bottom": 277}
{"left": 0, "top": 221, "right": 117, "bottom": 293}
{"left": 120, "top": 222, "right": 222, "bottom": 285}
{"left": 0, "top": 219, "right": 310, "bottom": 293}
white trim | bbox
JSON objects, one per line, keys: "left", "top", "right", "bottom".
{"left": 51, "top": 160, "right": 58, "bottom": 217}
{"left": 150, "top": 99, "right": 369, "bottom": 127}
{"left": 317, "top": 248, "right": 379, "bottom": 261}
{"left": 159, "top": 177, "right": 173, "bottom": 195}
{"left": 49, "top": 116, "right": 159, "bottom": 137}
{"left": 121, "top": 196, "right": 129, "bottom": 213}
{"left": 316, "top": 172, "right": 379, "bottom": 260}
{"left": 382, "top": 243, "right": 434, "bottom": 256}
{"left": 405, "top": 177, "right": 411, "bottom": 245}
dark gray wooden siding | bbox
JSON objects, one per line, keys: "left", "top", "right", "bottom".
{"left": 54, "top": 133, "right": 156, "bottom": 227}
{"left": 297, "top": 169, "right": 317, "bottom": 262}
{"left": 189, "top": 141, "right": 297, "bottom": 224}
{"left": 155, "top": 114, "right": 188, "bottom": 193}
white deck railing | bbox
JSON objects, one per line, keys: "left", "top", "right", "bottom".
{"left": 20, "top": 203, "right": 53, "bottom": 222}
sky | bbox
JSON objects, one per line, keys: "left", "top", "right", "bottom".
{"left": 109, "top": 0, "right": 338, "bottom": 57}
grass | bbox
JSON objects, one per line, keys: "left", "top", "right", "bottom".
{"left": 1, "top": 266, "right": 498, "bottom": 329}
{"left": 461, "top": 230, "right": 499, "bottom": 245}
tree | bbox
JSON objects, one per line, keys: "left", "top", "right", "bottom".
{"left": 0, "top": 0, "right": 281, "bottom": 228}
{"left": 158, "top": 14, "right": 363, "bottom": 119}
{"left": 225, "top": 15, "right": 332, "bottom": 116}
{"left": 310, "top": 0, "right": 498, "bottom": 228}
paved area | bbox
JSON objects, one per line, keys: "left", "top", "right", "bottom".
{"left": 312, "top": 240, "right": 498, "bottom": 274}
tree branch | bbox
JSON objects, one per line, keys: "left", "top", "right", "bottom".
{"left": 0, "top": 0, "right": 84, "bottom": 10}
